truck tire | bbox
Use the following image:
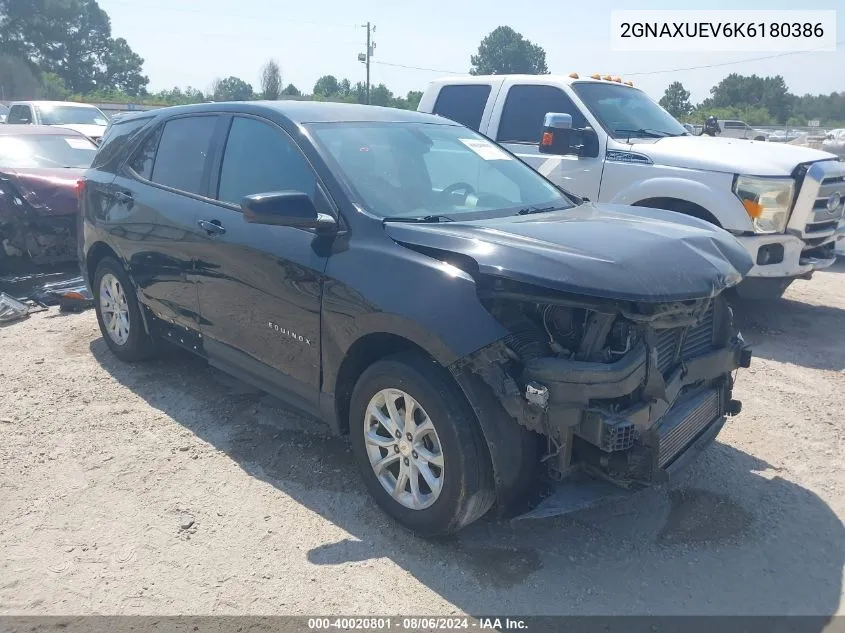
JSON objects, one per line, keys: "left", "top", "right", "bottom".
{"left": 93, "top": 257, "right": 158, "bottom": 362}
{"left": 349, "top": 352, "right": 495, "bottom": 536}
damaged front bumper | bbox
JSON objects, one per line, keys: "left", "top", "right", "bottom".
{"left": 452, "top": 300, "right": 752, "bottom": 519}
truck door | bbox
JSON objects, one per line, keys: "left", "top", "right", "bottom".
{"left": 489, "top": 81, "right": 604, "bottom": 200}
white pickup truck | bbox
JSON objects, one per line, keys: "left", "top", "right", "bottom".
{"left": 418, "top": 75, "right": 845, "bottom": 298}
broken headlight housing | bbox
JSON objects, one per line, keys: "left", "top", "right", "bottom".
{"left": 733, "top": 175, "right": 795, "bottom": 234}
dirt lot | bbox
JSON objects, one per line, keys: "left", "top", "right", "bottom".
{"left": 1, "top": 261, "right": 843, "bottom": 617}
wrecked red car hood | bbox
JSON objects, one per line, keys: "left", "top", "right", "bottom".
{"left": 0, "top": 167, "right": 83, "bottom": 218}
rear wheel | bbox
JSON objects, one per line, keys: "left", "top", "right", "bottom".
{"left": 93, "top": 257, "right": 157, "bottom": 362}
{"left": 349, "top": 353, "right": 494, "bottom": 536}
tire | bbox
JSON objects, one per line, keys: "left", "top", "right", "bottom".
{"left": 349, "top": 352, "right": 495, "bottom": 536}
{"left": 93, "top": 256, "right": 157, "bottom": 362}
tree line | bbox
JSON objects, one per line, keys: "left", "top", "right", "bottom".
{"left": 1, "top": 2, "right": 841, "bottom": 126}
{"left": 659, "top": 75, "right": 844, "bottom": 127}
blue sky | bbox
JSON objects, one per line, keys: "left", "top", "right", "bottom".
{"left": 98, "top": 0, "right": 843, "bottom": 105}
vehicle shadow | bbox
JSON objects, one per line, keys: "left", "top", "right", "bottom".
{"left": 90, "top": 340, "right": 844, "bottom": 620}
{"left": 732, "top": 295, "right": 845, "bottom": 371}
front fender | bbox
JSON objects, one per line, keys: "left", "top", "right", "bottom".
{"left": 605, "top": 170, "right": 753, "bottom": 232}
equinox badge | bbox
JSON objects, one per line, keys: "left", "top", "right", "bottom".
{"left": 268, "top": 321, "right": 311, "bottom": 346}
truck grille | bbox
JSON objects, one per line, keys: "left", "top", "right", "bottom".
{"left": 657, "top": 388, "right": 721, "bottom": 468}
{"left": 789, "top": 162, "right": 845, "bottom": 241}
{"left": 654, "top": 303, "right": 716, "bottom": 376}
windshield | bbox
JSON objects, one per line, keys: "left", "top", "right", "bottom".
{"left": 308, "top": 121, "right": 572, "bottom": 220}
{"left": 0, "top": 134, "right": 97, "bottom": 168}
{"left": 35, "top": 105, "right": 108, "bottom": 127}
{"left": 571, "top": 82, "right": 689, "bottom": 140}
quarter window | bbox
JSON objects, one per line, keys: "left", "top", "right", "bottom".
{"left": 127, "top": 126, "right": 162, "bottom": 180}
{"left": 497, "top": 85, "right": 586, "bottom": 144}
{"left": 217, "top": 116, "right": 316, "bottom": 206}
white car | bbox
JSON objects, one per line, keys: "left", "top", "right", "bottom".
{"left": 5, "top": 101, "right": 108, "bottom": 143}
{"left": 822, "top": 129, "right": 845, "bottom": 157}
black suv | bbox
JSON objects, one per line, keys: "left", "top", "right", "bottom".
{"left": 79, "top": 101, "right": 753, "bottom": 535}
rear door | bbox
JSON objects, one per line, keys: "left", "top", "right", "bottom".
{"left": 429, "top": 83, "right": 499, "bottom": 133}
{"left": 107, "top": 114, "right": 224, "bottom": 329}
{"left": 193, "top": 114, "right": 332, "bottom": 413}
{"left": 489, "top": 80, "right": 604, "bottom": 199}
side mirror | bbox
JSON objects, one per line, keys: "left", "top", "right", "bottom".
{"left": 539, "top": 112, "right": 599, "bottom": 158}
{"left": 241, "top": 191, "right": 336, "bottom": 233}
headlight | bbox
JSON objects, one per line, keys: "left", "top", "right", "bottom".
{"left": 733, "top": 175, "right": 795, "bottom": 234}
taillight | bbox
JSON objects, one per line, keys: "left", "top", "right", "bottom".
{"left": 76, "top": 179, "right": 85, "bottom": 200}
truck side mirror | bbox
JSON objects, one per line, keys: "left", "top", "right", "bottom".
{"left": 539, "top": 112, "right": 599, "bottom": 158}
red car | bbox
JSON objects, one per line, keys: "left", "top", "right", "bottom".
{"left": 0, "top": 125, "right": 98, "bottom": 266}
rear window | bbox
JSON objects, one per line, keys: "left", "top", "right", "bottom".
{"left": 149, "top": 116, "right": 218, "bottom": 195}
{"left": 0, "top": 133, "right": 97, "bottom": 168}
{"left": 432, "top": 85, "right": 491, "bottom": 131}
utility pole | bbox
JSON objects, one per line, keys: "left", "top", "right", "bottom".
{"left": 358, "top": 22, "right": 375, "bottom": 104}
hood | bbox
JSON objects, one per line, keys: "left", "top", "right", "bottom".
{"left": 384, "top": 203, "right": 754, "bottom": 303}
{"left": 49, "top": 123, "right": 106, "bottom": 140}
{"left": 624, "top": 135, "right": 838, "bottom": 176}
{"left": 0, "top": 167, "right": 83, "bottom": 218}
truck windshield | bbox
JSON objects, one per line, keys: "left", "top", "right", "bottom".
{"left": 35, "top": 105, "right": 108, "bottom": 127}
{"left": 308, "top": 121, "right": 573, "bottom": 220}
{"left": 571, "top": 82, "right": 689, "bottom": 141}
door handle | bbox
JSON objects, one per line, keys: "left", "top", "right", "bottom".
{"left": 198, "top": 219, "right": 226, "bottom": 236}
{"left": 114, "top": 190, "right": 133, "bottom": 206}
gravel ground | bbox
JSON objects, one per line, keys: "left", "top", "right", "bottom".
{"left": 0, "top": 261, "right": 843, "bottom": 617}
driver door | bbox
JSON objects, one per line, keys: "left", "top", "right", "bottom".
{"left": 488, "top": 79, "right": 605, "bottom": 200}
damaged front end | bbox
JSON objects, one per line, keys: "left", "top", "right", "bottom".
{"left": 0, "top": 170, "right": 79, "bottom": 265}
{"left": 453, "top": 276, "right": 752, "bottom": 518}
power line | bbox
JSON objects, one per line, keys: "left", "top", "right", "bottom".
{"left": 373, "top": 61, "right": 463, "bottom": 74}
{"left": 624, "top": 41, "right": 844, "bottom": 77}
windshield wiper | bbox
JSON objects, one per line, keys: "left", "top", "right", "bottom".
{"left": 382, "top": 214, "right": 455, "bottom": 223}
{"left": 517, "top": 205, "right": 562, "bottom": 215}
{"left": 614, "top": 128, "right": 671, "bottom": 140}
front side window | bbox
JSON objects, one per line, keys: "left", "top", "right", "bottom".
{"left": 7, "top": 105, "right": 33, "bottom": 124}
{"left": 309, "top": 121, "right": 571, "bottom": 220}
{"left": 149, "top": 116, "right": 218, "bottom": 195}
{"left": 217, "top": 116, "right": 316, "bottom": 206}
{"left": 0, "top": 133, "right": 97, "bottom": 168}
{"left": 92, "top": 116, "right": 153, "bottom": 170}
{"left": 35, "top": 105, "right": 108, "bottom": 126}
{"left": 571, "top": 82, "right": 689, "bottom": 140}
{"left": 497, "top": 85, "right": 587, "bottom": 144}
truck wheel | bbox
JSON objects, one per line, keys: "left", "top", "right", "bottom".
{"left": 349, "top": 353, "right": 495, "bottom": 536}
{"left": 93, "top": 257, "right": 157, "bottom": 362}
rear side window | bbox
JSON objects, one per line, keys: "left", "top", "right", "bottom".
{"left": 7, "top": 105, "right": 33, "bottom": 124}
{"left": 150, "top": 116, "right": 218, "bottom": 195}
{"left": 217, "top": 116, "right": 316, "bottom": 206}
{"left": 497, "top": 85, "right": 587, "bottom": 144}
{"left": 432, "top": 85, "right": 491, "bottom": 131}
{"left": 92, "top": 116, "right": 153, "bottom": 170}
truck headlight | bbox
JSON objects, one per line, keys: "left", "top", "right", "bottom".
{"left": 733, "top": 176, "right": 795, "bottom": 234}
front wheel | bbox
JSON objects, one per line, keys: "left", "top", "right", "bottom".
{"left": 349, "top": 353, "right": 494, "bottom": 536}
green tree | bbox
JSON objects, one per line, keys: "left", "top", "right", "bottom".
{"left": 281, "top": 83, "right": 301, "bottom": 97}
{"left": 213, "top": 76, "right": 253, "bottom": 101}
{"left": 470, "top": 26, "right": 548, "bottom": 75}
{"left": 313, "top": 74, "right": 340, "bottom": 98}
{"left": 701, "top": 73, "right": 792, "bottom": 124}
{"left": 659, "top": 81, "right": 692, "bottom": 118}
{"left": 261, "top": 59, "right": 281, "bottom": 100}
{"left": 40, "top": 71, "right": 69, "bottom": 99}
{"left": 369, "top": 83, "right": 393, "bottom": 107}
{"left": 0, "top": 0, "right": 148, "bottom": 94}
{"left": 404, "top": 90, "right": 423, "bottom": 110}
